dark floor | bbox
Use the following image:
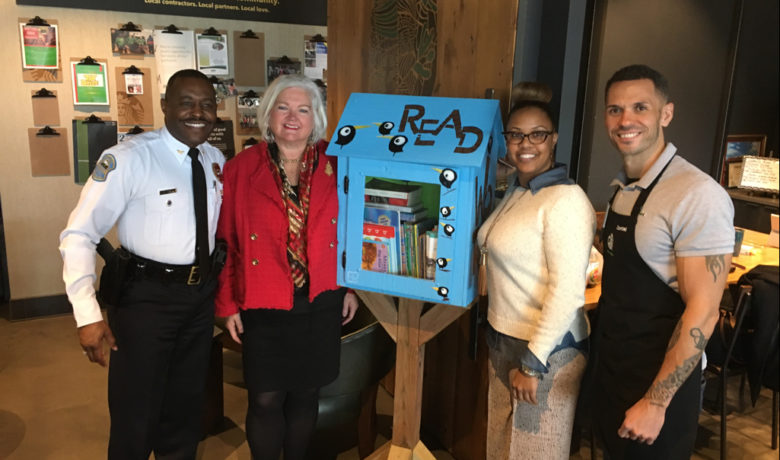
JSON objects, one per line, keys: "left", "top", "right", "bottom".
{"left": 0, "top": 312, "right": 777, "bottom": 459}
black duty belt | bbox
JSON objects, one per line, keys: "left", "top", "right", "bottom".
{"left": 128, "top": 253, "right": 209, "bottom": 285}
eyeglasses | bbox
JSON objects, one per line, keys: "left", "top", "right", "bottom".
{"left": 502, "top": 130, "right": 554, "bottom": 145}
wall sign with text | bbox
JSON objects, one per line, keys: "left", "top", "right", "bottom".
{"left": 15, "top": 0, "right": 326, "bottom": 26}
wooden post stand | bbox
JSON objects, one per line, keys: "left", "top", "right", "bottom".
{"left": 357, "top": 290, "right": 471, "bottom": 460}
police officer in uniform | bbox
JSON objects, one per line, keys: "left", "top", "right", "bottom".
{"left": 591, "top": 65, "right": 734, "bottom": 459}
{"left": 59, "top": 69, "right": 224, "bottom": 459}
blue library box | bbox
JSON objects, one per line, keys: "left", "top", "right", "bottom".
{"left": 327, "top": 93, "right": 506, "bottom": 307}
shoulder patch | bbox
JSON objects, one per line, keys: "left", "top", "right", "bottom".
{"left": 92, "top": 154, "right": 117, "bottom": 182}
{"left": 212, "top": 163, "right": 223, "bottom": 183}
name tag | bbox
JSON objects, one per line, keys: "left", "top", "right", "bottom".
{"left": 159, "top": 188, "right": 177, "bottom": 195}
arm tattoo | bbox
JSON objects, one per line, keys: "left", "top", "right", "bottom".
{"left": 667, "top": 320, "right": 682, "bottom": 351}
{"left": 690, "top": 327, "right": 707, "bottom": 351}
{"left": 705, "top": 254, "right": 726, "bottom": 283}
{"left": 647, "top": 327, "right": 709, "bottom": 407}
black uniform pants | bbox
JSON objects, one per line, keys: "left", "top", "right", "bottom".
{"left": 107, "top": 276, "right": 216, "bottom": 460}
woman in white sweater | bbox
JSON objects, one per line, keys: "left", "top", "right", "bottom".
{"left": 477, "top": 91, "right": 595, "bottom": 459}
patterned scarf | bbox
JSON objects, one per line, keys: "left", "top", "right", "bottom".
{"left": 269, "top": 143, "right": 318, "bottom": 288}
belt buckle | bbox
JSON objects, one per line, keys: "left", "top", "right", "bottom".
{"left": 187, "top": 266, "right": 201, "bottom": 285}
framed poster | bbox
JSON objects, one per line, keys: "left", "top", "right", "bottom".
{"left": 720, "top": 134, "right": 766, "bottom": 187}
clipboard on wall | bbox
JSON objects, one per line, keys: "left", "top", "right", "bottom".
{"left": 233, "top": 29, "right": 265, "bottom": 87}
{"left": 72, "top": 115, "right": 118, "bottom": 184}
{"left": 115, "top": 65, "right": 154, "bottom": 126}
{"left": 31, "top": 88, "right": 60, "bottom": 126}
{"left": 28, "top": 126, "right": 70, "bottom": 176}
{"left": 20, "top": 17, "right": 62, "bottom": 83}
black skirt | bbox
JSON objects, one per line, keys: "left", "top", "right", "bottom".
{"left": 240, "top": 287, "right": 344, "bottom": 392}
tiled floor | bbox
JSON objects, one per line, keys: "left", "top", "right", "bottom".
{"left": 0, "top": 312, "right": 776, "bottom": 459}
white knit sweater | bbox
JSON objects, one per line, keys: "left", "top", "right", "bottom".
{"left": 477, "top": 183, "right": 595, "bottom": 365}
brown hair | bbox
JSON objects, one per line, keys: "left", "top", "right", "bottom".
{"left": 511, "top": 82, "right": 553, "bottom": 106}
{"left": 509, "top": 82, "right": 557, "bottom": 131}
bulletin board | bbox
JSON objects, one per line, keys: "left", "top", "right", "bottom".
{"left": 3, "top": 3, "right": 325, "bottom": 302}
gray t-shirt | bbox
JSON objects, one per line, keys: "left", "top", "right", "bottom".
{"left": 606, "top": 143, "right": 735, "bottom": 292}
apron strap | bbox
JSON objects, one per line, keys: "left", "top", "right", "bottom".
{"left": 629, "top": 154, "right": 677, "bottom": 221}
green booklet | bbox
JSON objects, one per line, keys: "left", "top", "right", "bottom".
{"left": 72, "top": 62, "right": 110, "bottom": 105}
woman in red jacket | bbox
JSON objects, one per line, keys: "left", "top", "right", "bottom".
{"left": 215, "top": 74, "right": 358, "bottom": 459}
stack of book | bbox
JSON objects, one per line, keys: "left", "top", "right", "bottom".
{"left": 362, "top": 178, "right": 436, "bottom": 278}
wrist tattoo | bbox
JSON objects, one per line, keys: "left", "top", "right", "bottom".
{"left": 705, "top": 254, "right": 726, "bottom": 283}
{"left": 647, "top": 326, "right": 707, "bottom": 406}
{"left": 646, "top": 352, "right": 701, "bottom": 406}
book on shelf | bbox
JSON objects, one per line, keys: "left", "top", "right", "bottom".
{"left": 364, "top": 178, "right": 422, "bottom": 207}
{"left": 423, "top": 229, "right": 438, "bottom": 280}
{"left": 361, "top": 240, "right": 389, "bottom": 273}
{"left": 362, "top": 223, "right": 399, "bottom": 274}
{"left": 400, "top": 219, "right": 436, "bottom": 279}
{"left": 364, "top": 202, "right": 428, "bottom": 224}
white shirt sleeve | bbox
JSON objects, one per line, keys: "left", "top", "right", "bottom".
{"left": 59, "top": 151, "right": 131, "bottom": 327}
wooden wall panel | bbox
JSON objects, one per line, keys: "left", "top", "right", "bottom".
{"left": 326, "top": 1, "right": 373, "bottom": 137}
{"left": 327, "top": 0, "right": 518, "bottom": 137}
{"left": 434, "top": 0, "right": 518, "bottom": 111}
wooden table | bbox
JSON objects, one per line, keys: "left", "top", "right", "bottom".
{"left": 583, "top": 228, "right": 778, "bottom": 310}
{"left": 729, "top": 228, "right": 779, "bottom": 283}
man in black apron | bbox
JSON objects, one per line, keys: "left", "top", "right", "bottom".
{"left": 591, "top": 65, "right": 734, "bottom": 459}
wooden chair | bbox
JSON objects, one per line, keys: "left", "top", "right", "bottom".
{"left": 705, "top": 285, "right": 752, "bottom": 460}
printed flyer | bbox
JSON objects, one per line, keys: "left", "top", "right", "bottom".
{"left": 196, "top": 33, "right": 229, "bottom": 75}
{"left": 71, "top": 61, "right": 110, "bottom": 105}
{"left": 20, "top": 23, "right": 59, "bottom": 69}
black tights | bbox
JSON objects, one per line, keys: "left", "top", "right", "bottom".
{"left": 245, "top": 387, "right": 320, "bottom": 460}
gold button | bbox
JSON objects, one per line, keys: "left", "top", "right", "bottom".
{"left": 329, "top": 242, "right": 334, "bottom": 248}
{"left": 251, "top": 258, "right": 259, "bottom": 266}
{"left": 250, "top": 233, "right": 257, "bottom": 241}
{"left": 331, "top": 218, "right": 337, "bottom": 224}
